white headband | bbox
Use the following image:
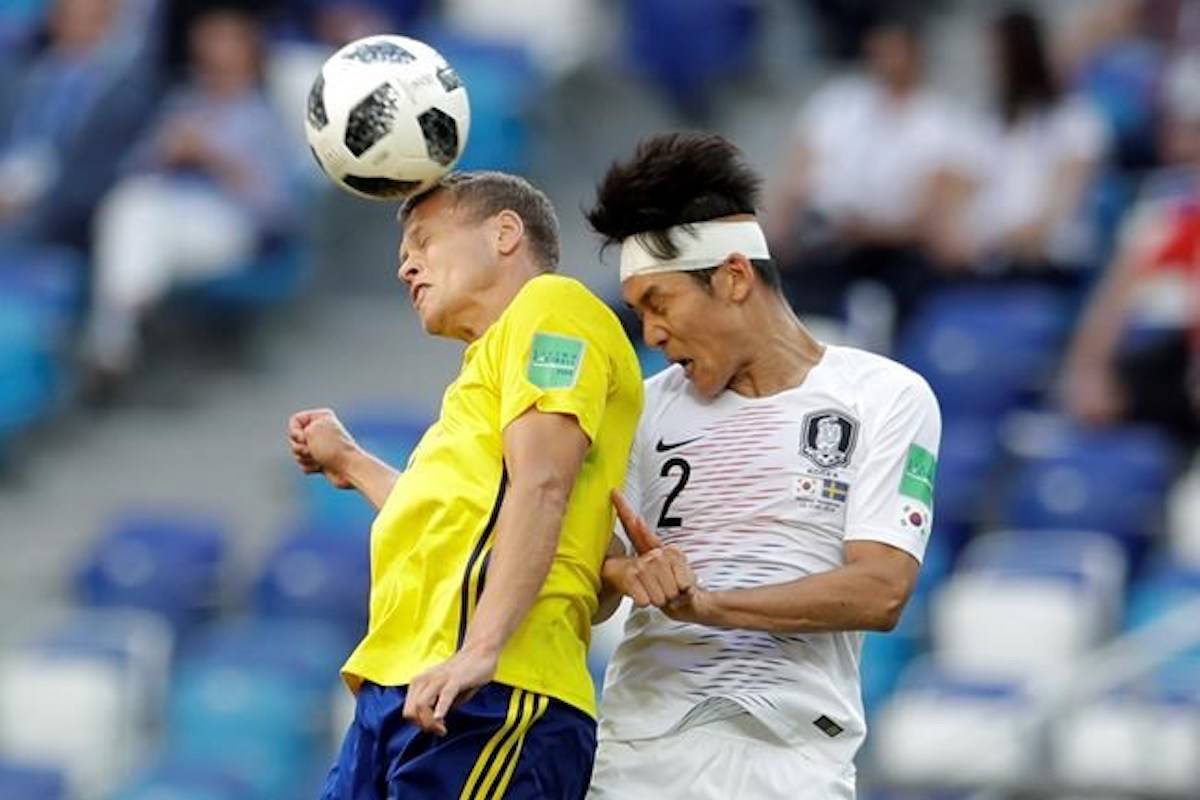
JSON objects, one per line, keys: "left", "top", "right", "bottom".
{"left": 619, "top": 220, "right": 771, "bottom": 282}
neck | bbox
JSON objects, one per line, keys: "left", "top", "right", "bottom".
{"left": 453, "top": 261, "right": 542, "bottom": 343}
{"left": 727, "top": 295, "right": 825, "bottom": 397}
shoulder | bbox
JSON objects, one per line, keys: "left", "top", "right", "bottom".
{"left": 824, "top": 346, "right": 938, "bottom": 420}
{"left": 501, "top": 274, "right": 636, "bottom": 366}
{"left": 510, "top": 274, "right": 607, "bottom": 316}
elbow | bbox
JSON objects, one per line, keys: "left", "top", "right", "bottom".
{"left": 513, "top": 470, "right": 574, "bottom": 515}
{"left": 867, "top": 589, "right": 909, "bottom": 632}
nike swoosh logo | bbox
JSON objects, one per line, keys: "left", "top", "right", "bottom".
{"left": 655, "top": 436, "right": 703, "bottom": 452}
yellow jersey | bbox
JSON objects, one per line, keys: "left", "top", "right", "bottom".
{"left": 342, "top": 274, "right": 643, "bottom": 717}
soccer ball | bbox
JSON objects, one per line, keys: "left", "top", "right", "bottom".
{"left": 305, "top": 35, "right": 471, "bottom": 201}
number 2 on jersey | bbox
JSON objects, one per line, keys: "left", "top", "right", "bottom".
{"left": 657, "top": 457, "right": 691, "bottom": 528}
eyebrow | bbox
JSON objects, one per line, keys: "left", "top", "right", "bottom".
{"left": 634, "top": 286, "right": 661, "bottom": 309}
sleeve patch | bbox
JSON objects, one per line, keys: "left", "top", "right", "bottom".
{"left": 527, "top": 332, "right": 585, "bottom": 389}
{"left": 899, "top": 443, "right": 937, "bottom": 506}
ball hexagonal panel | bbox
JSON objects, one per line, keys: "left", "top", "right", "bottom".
{"left": 343, "top": 175, "right": 422, "bottom": 198}
{"left": 341, "top": 41, "right": 416, "bottom": 65}
{"left": 344, "top": 83, "right": 401, "bottom": 158}
{"left": 307, "top": 73, "right": 328, "bottom": 130}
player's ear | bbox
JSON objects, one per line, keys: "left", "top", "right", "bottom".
{"left": 719, "top": 255, "right": 755, "bottom": 303}
{"left": 494, "top": 209, "right": 525, "bottom": 258}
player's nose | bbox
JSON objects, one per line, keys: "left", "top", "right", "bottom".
{"left": 643, "top": 319, "right": 668, "bottom": 349}
{"left": 398, "top": 257, "right": 421, "bottom": 284}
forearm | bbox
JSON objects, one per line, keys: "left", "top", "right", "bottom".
{"left": 593, "top": 537, "right": 629, "bottom": 624}
{"left": 699, "top": 563, "right": 908, "bottom": 634}
{"left": 461, "top": 482, "right": 567, "bottom": 655}
{"left": 1067, "top": 253, "right": 1139, "bottom": 369}
{"left": 342, "top": 449, "right": 400, "bottom": 510}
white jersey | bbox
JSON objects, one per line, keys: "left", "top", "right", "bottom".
{"left": 597, "top": 345, "right": 942, "bottom": 766}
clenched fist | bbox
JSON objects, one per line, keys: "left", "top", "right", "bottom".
{"left": 287, "top": 408, "right": 361, "bottom": 489}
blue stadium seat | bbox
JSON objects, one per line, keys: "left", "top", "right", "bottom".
{"left": 0, "top": 245, "right": 87, "bottom": 330}
{"left": 873, "top": 661, "right": 1032, "bottom": 784}
{"left": 934, "top": 530, "right": 1127, "bottom": 681}
{"left": 73, "top": 511, "right": 230, "bottom": 630}
{"left": 420, "top": 27, "right": 540, "bottom": 174}
{"left": 0, "top": 612, "right": 171, "bottom": 796}
{"left": 1125, "top": 564, "right": 1200, "bottom": 687}
{"left": 179, "top": 618, "right": 354, "bottom": 689}
{"left": 108, "top": 759, "right": 257, "bottom": 800}
{"left": 933, "top": 417, "right": 1001, "bottom": 543}
{"left": 896, "top": 284, "right": 1071, "bottom": 418}
{"left": 1002, "top": 423, "right": 1180, "bottom": 563}
{"left": 0, "top": 297, "right": 59, "bottom": 446}
{"left": 252, "top": 523, "right": 370, "bottom": 630}
{"left": 1053, "top": 673, "right": 1200, "bottom": 793}
{"left": 623, "top": 0, "right": 760, "bottom": 116}
{"left": 169, "top": 620, "right": 353, "bottom": 799}
{"left": 958, "top": 529, "right": 1129, "bottom": 593}
{"left": 301, "top": 409, "right": 430, "bottom": 530}
{"left": 0, "top": 761, "right": 66, "bottom": 800}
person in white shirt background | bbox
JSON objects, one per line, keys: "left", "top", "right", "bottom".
{"left": 583, "top": 132, "right": 942, "bottom": 800}
{"left": 957, "top": 8, "right": 1108, "bottom": 280}
{"left": 766, "top": 11, "right": 974, "bottom": 333}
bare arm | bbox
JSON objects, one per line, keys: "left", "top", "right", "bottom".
{"left": 1066, "top": 237, "right": 1145, "bottom": 369}
{"left": 593, "top": 535, "right": 629, "bottom": 624}
{"left": 403, "top": 408, "right": 590, "bottom": 734}
{"left": 667, "top": 540, "right": 920, "bottom": 634}
{"left": 460, "top": 408, "right": 590, "bottom": 655}
{"left": 335, "top": 450, "right": 401, "bottom": 511}
{"left": 288, "top": 408, "right": 400, "bottom": 511}
{"left": 1060, "top": 210, "right": 1157, "bottom": 424}
{"left": 1004, "top": 156, "right": 1098, "bottom": 261}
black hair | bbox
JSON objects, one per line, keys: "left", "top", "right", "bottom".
{"left": 401, "top": 171, "right": 560, "bottom": 271}
{"left": 585, "top": 132, "right": 781, "bottom": 291}
{"left": 992, "top": 7, "right": 1059, "bottom": 126}
{"left": 866, "top": 4, "right": 926, "bottom": 44}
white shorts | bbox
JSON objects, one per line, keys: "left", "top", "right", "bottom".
{"left": 587, "top": 713, "right": 857, "bottom": 800}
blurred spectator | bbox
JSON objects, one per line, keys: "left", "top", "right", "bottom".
{"left": 955, "top": 9, "right": 1108, "bottom": 280}
{"left": 81, "top": 7, "right": 296, "bottom": 387}
{"left": 1060, "top": 0, "right": 1165, "bottom": 170}
{"left": 800, "top": 0, "right": 884, "bottom": 62}
{"left": 766, "top": 13, "right": 973, "bottom": 330}
{"left": 0, "top": 0, "right": 157, "bottom": 250}
{"left": 1061, "top": 54, "right": 1200, "bottom": 442}
{"left": 444, "top": 0, "right": 598, "bottom": 77}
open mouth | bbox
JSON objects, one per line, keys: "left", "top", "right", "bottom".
{"left": 675, "top": 358, "right": 693, "bottom": 375}
{"left": 411, "top": 284, "right": 429, "bottom": 307}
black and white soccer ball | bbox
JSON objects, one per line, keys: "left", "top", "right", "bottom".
{"left": 305, "top": 35, "right": 471, "bottom": 201}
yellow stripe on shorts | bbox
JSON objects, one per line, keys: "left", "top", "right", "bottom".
{"left": 459, "top": 688, "right": 527, "bottom": 800}
{"left": 483, "top": 692, "right": 549, "bottom": 800}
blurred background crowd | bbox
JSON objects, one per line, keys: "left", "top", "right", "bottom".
{"left": 1, "top": 0, "right": 1200, "bottom": 798}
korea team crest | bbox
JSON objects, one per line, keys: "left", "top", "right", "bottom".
{"left": 800, "top": 410, "right": 859, "bottom": 469}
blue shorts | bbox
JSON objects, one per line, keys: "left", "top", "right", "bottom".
{"left": 321, "top": 681, "right": 596, "bottom": 800}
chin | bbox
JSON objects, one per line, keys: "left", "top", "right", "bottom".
{"left": 415, "top": 309, "right": 439, "bottom": 335}
{"left": 687, "top": 370, "right": 718, "bottom": 398}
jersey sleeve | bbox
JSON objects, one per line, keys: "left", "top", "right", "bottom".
{"left": 843, "top": 377, "right": 942, "bottom": 562}
{"left": 496, "top": 281, "right": 614, "bottom": 442}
